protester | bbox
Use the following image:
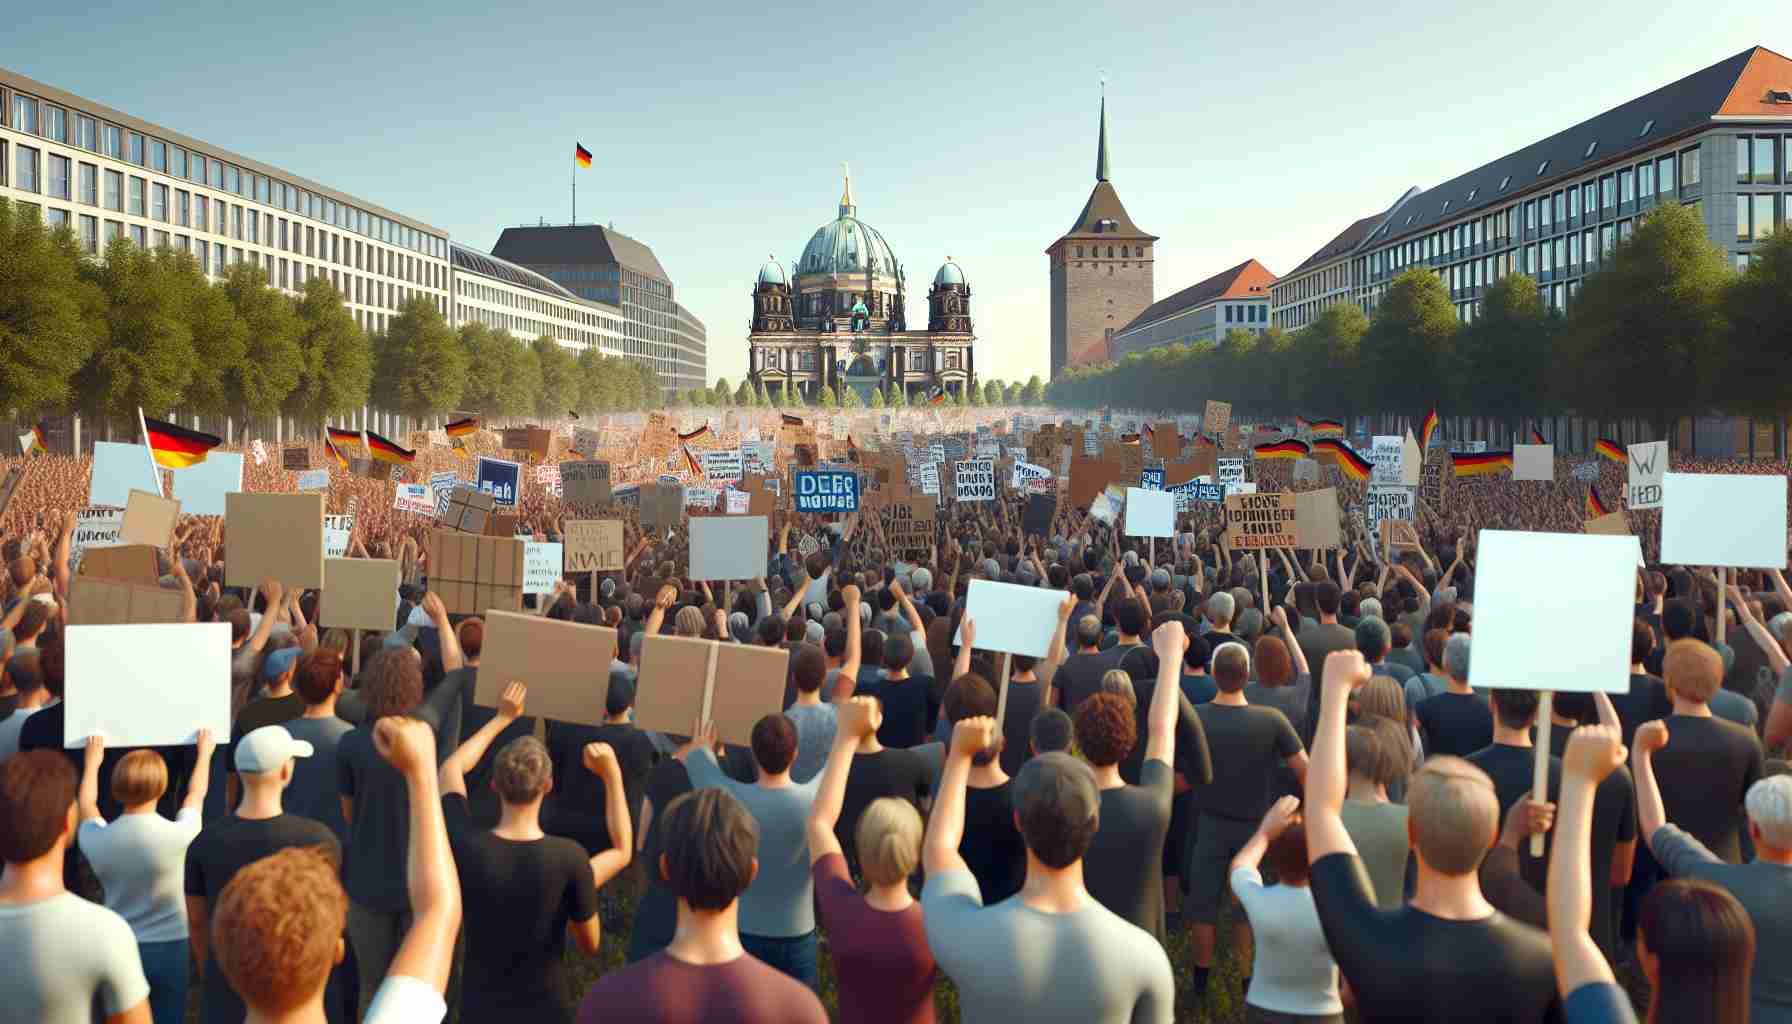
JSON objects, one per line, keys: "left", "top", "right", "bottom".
{"left": 1414, "top": 633, "right": 1493, "bottom": 758}
{"left": 1649, "top": 640, "right": 1765, "bottom": 862}
{"left": 1338, "top": 720, "right": 1412, "bottom": 909}
{"left": 1230, "top": 795, "right": 1343, "bottom": 1023}
{"left": 282, "top": 649, "right": 354, "bottom": 842}
{"left": 545, "top": 670, "right": 657, "bottom": 856}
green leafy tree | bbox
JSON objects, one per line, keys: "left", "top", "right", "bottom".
{"left": 457, "top": 323, "right": 509, "bottom": 416}
{"left": 1005, "top": 381, "right": 1023, "bottom": 405}
{"left": 967, "top": 383, "right": 984, "bottom": 406}
{"left": 372, "top": 295, "right": 465, "bottom": 418}
{"left": 1022, "top": 374, "right": 1045, "bottom": 406}
{"left": 496, "top": 337, "right": 541, "bottom": 417}
{"left": 815, "top": 384, "right": 837, "bottom": 408}
{"left": 78, "top": 237, "right": 198, "bottom": 426}
{"left": 174, "top": 252, "right": 243, "bottom": 420}
{"left": 1718, "top": 229, "right": 1792, "bottom": 423}
{"left": 0, "top": 198, "right": 101, "bottom": 414}
{"left": 220, "top": 262, "right": 302, "bottom": 419}
{"left": 1361, "top": 269, "right": 1457, "bottom": 413}
{"left": 753, "top": 378, "right": 769, "bottom": 407}
{"left": 1288, "top": 304, "right": 1369, "bottom": 417}
{"left": 887, "top": 382, "right": 907, "bottom": 408}
{"left": 286, "top": 276, "right": 370, "bottom": 426}
{"left": 843, "top": 384, "right": 863, "bottom": 408}
{"left": 869, "top": 386, "right": 884, "bottom": 409}
{"left": 983, "top": 379, "right": 1005, "bottom": 406}
{"left": 735, "top": 379, "right": 754, "bottom": 406}
{"left": 531, "top": 335, "right": 576, "bottom": 420}
{"left": 1456, "top": 274, "right": 1555, "bottom": 429}
{"left": 635, "top": 362, "right": 663, "bottom": 409}
{"left": 713, "top": 377, "right": 733, "bottom": 407}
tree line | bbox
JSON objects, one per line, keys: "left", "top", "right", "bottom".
{"left": 1046, "top": 203, "right": 1792, "bottom": 439}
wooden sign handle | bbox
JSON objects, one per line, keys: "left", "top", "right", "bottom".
{"left": 1530, "top": 690, "right": 1553, "bottom": 858}
{"left": 993, "top": 652, "right": 1014, "bottom": 741}
{"left": 351, "top": 628, "right": 360, "bottom": 676}
{"left": 699, "top": 640, "right": 720, "bottom": 725}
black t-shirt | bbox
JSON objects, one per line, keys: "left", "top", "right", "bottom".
{"left": 998, "top": 679, "right": 1046, "bottom": 777}
{"left": 1085, "top": 759, "right": 1174, "bottom": 941}
{"left": 543, "top": 721, "right": 657, "bottom": 854}
{"left": 959, "top": 781, "right": 1025, "bottom": 905}
{"left": 634, "top": 758, "right": 694, "bottom": 953}
{"left": 443, "top": 793, "right": 598, "bottom": 1020}
{"left": 1415, "top": 691, "right": 1493, "bottom": 759}
{"left": 864, "top": 675, "right": 936, "bottom": 749}
{"left": 230, "top": 692, "right": 307, "bottom": 762}
{"left": 1547, "top": 728, "right": 1637, "bottom": 962}
{"left": 838, "top": 748, "right": 933, "bottom": 865}
{"left": 1119, "top": 676, "right": 1214, "bottom": 789}
{"left": 1310, "top": 852, "right": 1562, "bottom": 1022}
{"left": 1190, "top": 702, "right": 1300, "bottom": 822}
{"left": 1652, "top": 713, "right": 1764, "bottom": 863}
{"left": 1053, "top": 652, "right": 1111, "bottom": 714}
{"left": 185, "top": 814, "right": 339, "bottom": 1024}
{"left": 337, "top": 726, "right": 416, "bottom": 912}
{"left": 1606, "top": 674, "right": 1673, "bottom": 745}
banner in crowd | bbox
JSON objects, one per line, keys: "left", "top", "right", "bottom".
{"left": 476, "top": 456, "right": 521, "bottom": 508}
{"left": 393, "top": 483, "right": 434, "bottom": 515}
{"left": 954, "top": 459, "right": 996, "bottom": 502}
{"left": 1364, "top": 484, "right": 1415, "bottom": 552}
{"left": 1627, "top": 441, "right": 1667, "bottom": 510}
{"left": 71, "top": 508, "right": 124, "bottom": 572}
{"left": 1223, "top": 491, "right": 1297, "bottom": 549}
{"left": 889, "top": 498, "right": 935, "bottom": 562}
{"left": 793, "top": 470, "right": 859, "bottom": 513}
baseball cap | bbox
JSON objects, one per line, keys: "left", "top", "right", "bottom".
{"left": 235, "top": 724, "right": 314, "bottom": 773}
{"left": 1012, "top": 752, "right": 1099, "bottom": 831}
{"left": 262, "top": 646, "right": 302, "bottom": 682}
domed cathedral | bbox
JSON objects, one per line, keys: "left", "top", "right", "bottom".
{"left": 748, "top": 166, "right": 975, "bottom": 405}
{"left": 1047, "top": 87, "right": 1157, "bottom": 377}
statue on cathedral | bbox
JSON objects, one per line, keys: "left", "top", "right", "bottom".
{"left": 850, "top": 299, "right": 870, "bottom": 334}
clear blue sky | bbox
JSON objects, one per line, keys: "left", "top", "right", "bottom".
{"left": 7, "top": 2, "right": 1787, "bottom": 385}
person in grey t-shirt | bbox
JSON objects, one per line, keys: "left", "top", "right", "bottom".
{"left": 922, "top": 719, "right": 1173, "bottom": 1023}
{"left": 787, "top": 586, "right": 863, "bottom": 783}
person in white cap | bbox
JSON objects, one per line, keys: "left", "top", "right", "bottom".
{"left": 183, "top": 725, "right": 338, "bottom": 1024}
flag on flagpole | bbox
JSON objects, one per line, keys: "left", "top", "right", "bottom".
{"left": 444, "top": 416, "right": 479, "bottom": 438}
{"left": 140, "top": 413, "right": 221, "bottom": 469}
{"left": 366, "top": 430, "right": 416, "bottom": 465}
{"left": 1585, "top": 486, "right": 1610, "bottom": 518}
{"left": 1418, "top": 408, "right": 1439, "bottom": 451}
{"left": 575, "top": 143, "right": 593, "bottom": 168}
{"left": 1595, "top": 438, "right": 1626, "bottom": 464}
{"left": 325, "top": 436, "right": 349, "bottom": 470}
{"left": 327, "top": 426, "right": 365, "bottom": 451}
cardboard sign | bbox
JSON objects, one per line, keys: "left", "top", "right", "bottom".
{"left": 523, "top": 542, "right": 563, "bottom": 595}
{"left": 954, "top": 579, "right": 1067, "bottom": 658}
{"left": 296, "top": 469, "right": 330, "bottom": 491}
{"left": 1380, "top": 518, "right": 1421, "bottom": 553}
{"left": 439, "top": 485, "right": 494, "bottom": 534}
{"left": 1124, "top": 487, "right": 1175, "bottom": 538}
{"left": 0, "top": 467, "right": 20, "bottom": 521}
{"left": 1022, "top": 493, "right": 1056, "bottom": 539}
{"left": 1584, "top": 512, "right": 1632, "bottom": 536}
{"left": 225, "top": 492, "right": 325, "bottom": 588}
{"left": 702, "top": 448, "right": 744, "bottom": 483}
{"left": 564, "top": 520, "right": 625, "bottom": 573}
{"left": 1150, "top": 421, "right": 1180, "bottom": 459}
{"left": 641, "top": 482, "right": 684, "bottom": 530}
{"left": 283, "top": 446, "right": 312, "bottom": 470}
{"left": 1513, "top": 444, "right": 1554, "bottom": 481}
{"left": 90, "top": 441, "right": 163, "bottom": 507}
{"left": 500, "top": 427, "right": 532, "bottom": 452}
{"left": 888, "top": 498, "right": 936, "bottom": 561}
{"left": 1470, "top": 530, "right": 1639, "bottom": 692}
{"left": 68, "top": 576, "right": 186, "bottom": 625}
{"left": 634, "top": 634, "right": 790, "bottom": 746}
{"left": 483, "top": 514, "right": 520, "bottom": 539}
{"left": 1217, "top": 458, "right": 1246, "bottom": 486}
{"left": 476, "top": 457, "right": 521, "bottom": 507}
{"left": 1293, "top": 458, "right": 1318, "bottom": 484}
{"left": 1203, "top": 400, "right": 1232, "bottom": 438}
{"left": 689, "top": 515, "right": 767, "bottom": 581}
{"left": 954, "top": 459, "right": 997, "bottom": 502}
{"left": 476, "top": 611, "right": 618, "bottom": 727}
{"left": 428, "top": 530, "right": 524, "bottom": 614}
{"left": 1660, "top": 472, "right": 1788, "bottom": 569}
{"left": 120, "top": 490, "right": 180, "bottom": 548}
{"left": 1365, "top": 485, "right": 1415, "bottom": 549}
{"left": 1069, "top": 457, "right": 1120, "bottom": 508}
{"left": 80, "top": 544, "right": 160, "bottom": 585}
{"left": 393, "top": 483, "right": 434, "bottom": 515}
{"left": 64, "top": 623, "right": 231, "bottom": 747}
{"left": 794, "top": 470, "right": 859, "bottom": 513}
{"left": 1294, "top": 488, "right": 1342, "bottom": 549}
{"left": 1224, "top": 492, "right": 1298, "bottom": 549}
{"left": 1419, "top": 449, "right": 1446, "bottom": 507}
{"left": 320, "top": 558, "right": 400, "bottom": 631}
{"left": 1627, "top": 441, "right": 1667, "bottom": 510}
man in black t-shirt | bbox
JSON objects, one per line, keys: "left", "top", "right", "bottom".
{"left": 1415, "top": 633, "right": 1493, "bottom": 758}
{"left": 836, "top": 717, "right": 933, "bottom": 867}
{"left": 1306, "top": 650, "right": 1561, "bottom": 1022}
{"left": 1052, "top": 613, "right": 1109, "bottom": 714}
{"left": 439, "top": 682, "right": 631, "bottom": 1022}
{"left": 1610, "top": 619, "right": 1674, "bottom": 744}
{"left": 544, "top": 672, "right": 657, "bottom": 855}
{"left": 861, "top": 631, "right": 935, "bottom": 748}
{"left": 1651, "top": 640, "right": 1764, "bottom": 863}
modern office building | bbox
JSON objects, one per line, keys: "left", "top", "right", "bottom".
{"left": 0, "top": 67, "right": 451, "bottom": 336}
{"left": 1110, "top": 258, "right": 1277, "bottom": 357}
{"left": 1270, "top": 191, "right": 1415, "bottom": 333}
{"left": 492, "top": 224, "right": 707, "bottom": 398}
{"left": 1275, "top": 46, "right": 1792, "bottom": 328}
{"left": 1048, "top": 93, "right": 1157, "bottom": 376}
{"left": 450, "top": 243, "right": 627, "bottom": 354}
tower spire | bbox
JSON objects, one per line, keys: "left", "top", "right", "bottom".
{"left": 1096, "top": 77, "right": 1110, "bottom": 183}
{"left": 839, "top": 161, "right": 856, "bottom": 217}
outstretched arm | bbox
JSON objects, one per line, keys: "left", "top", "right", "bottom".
{"left": 835, "top": 585, "right": 862, "bottom": 700}
{"left": 439, "top": 683, "right": 525, "bottom": 797}
{"left": 808, "top": 698, "right": 878, "bottom": 862}
{"left": 1549, "top": 726, "right": 1628, "bottom": 1002}
{"left": 1144, "top": 620, "right": 1184, "bottom": 766}
{"left": 1306, "top": 650, "right": 1371, "bottom": 863}
{"left": 923, "top": 716, "right": 995, "bottom": 877}
{"left": 378, "top": 718, "right": 460, "bottom": 994}
{"left": 180, "top": 730, "right": 217, "bottom": 815}
{"left": 1631, "top": 721, "right": 1669, "bottom": 853}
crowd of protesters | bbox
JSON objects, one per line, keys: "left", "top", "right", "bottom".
{"left": 3, "top": 418, "right": 1792, "bottom": 1024}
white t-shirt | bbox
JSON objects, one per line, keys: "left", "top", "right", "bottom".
{"left": 1229, "top": 867, "right": 1343, "bottom": 1016}
{"left": 364, "top": 974, "right": 446, "bottom": 1024}
{"left": 0, "top": 892, "right": 149, "bottom": 1023}
{"left": 78, "top": 809, "right": 203, "bottom": 943}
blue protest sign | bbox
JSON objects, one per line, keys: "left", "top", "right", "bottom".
{"left": 475, "top": 456, "right": 521, "bottom": 508}
{"left": 1141, "top": 468, "right": 1165, "bottom": 491}
{"left": 793, "top": 470, "right": 859, "bottom": 513}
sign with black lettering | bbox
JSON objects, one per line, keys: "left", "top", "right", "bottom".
{"left": 1223, "top": 492, "right": 1297, "bottom": 549}
{"left": 1627, "top": 441, "right": 1666, "bottom": 510}
{"left": 953, "top": 458, "right": 996, "bottom": 502}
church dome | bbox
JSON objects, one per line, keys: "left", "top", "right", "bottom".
{"left": 933, "top": 258, "right": 966, "bottom": 288}
{"left": 757, "top": 257, "right": 786, "bottom": 286}
{"left": 798, "top": 214, "right": 899, "bottom": 278}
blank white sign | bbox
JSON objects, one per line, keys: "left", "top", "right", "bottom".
{"left": 90, "top": 442, "right": 163, "bottom": 507}
{"left": 954, "top": 579, "right": 1065, "bottom": 658}
{"left": 1661, "top": 472, "right": 1788, "bottom": 569}
{"left": 1469, "top": 531, "right": 1638, "bottom": 693}
{"left": 688, "top": 514, "right": 768, "bottom": 581}
{"left": 64, "top": 623, "right": 231, "bottom": 747}
{"left": 1125, "top": 487, "right": 1175, "bottom": 537}
{"left": 1513, "top": 444, "right": 1554, "bottom": 481}
{"left": 171, "top": 452, "right": 244, "bottom": 516}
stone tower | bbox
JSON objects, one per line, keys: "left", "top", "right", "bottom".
{"left": 1047, "top": 90, "right": 1156, "bottom": 376}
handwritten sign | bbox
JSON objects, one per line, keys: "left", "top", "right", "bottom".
{"left": 393, "top": 483, "right": 434, "bottom": 515}
{"left": 1223, "top": 492, "right": 1297, "bottom": 549}
{"left": 793, "top": 470, "right": 859, "bottom": 513}
{"left": 564, "top": 520, "right": 625, "bottom": 573}
{"left": 953, "top": 459, "right": 996, "bottom": 502}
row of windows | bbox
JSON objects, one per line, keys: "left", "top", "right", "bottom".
{"left": 1275, "top": 261, "right": 1353, "bottom": 304}
{"left": 453, "top": 302, "right": 620, "bottom": 353}
{"left": 1072, "top": 244, "right": 1145, "bottom": 259}
{"left": 1223, "top": 304, "right": 1267, "bottom": 324}
{"left": 1736, "top": 135, "right": 1791, "bottom": 185}
{"left": 756, "top": 346, "right": 964, "bottom": 372}
{"left": 4, "top": 86, "right": 445, "bottom": 259}
{"left": 454, "top": 278, "right": 621, "bottom": 332}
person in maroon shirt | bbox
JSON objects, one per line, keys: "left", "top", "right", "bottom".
{"left": 573, "top": 787, "right": 826, "bottom": 1024}
{"left": 806, "top": 696, "right": 936, "bottom": 1024}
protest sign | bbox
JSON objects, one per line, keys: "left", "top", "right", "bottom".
{"left": 523, "top": 543, "right": 563, "bottom": 595}
{"left": 564, "top": 520, "right": 625, "bottom": 573}
{"left": 476, "top": 611, "right": 617, "bottom": 727}
{"left": 428, "top": 531, "right": 524, "bottom": 614}
{"left": 1380, "top": 518, "right": 1421, "bottom": 554}
{"left": 641, "top": 482, "right": 683, "bottom": 530}
{"left": 1140, "top": 467, "right": 1165, "bottom": 491}
{"left": 1513, "top": 444, "right": 1555, "bottom": 481}
{"left": 954, "top": 580, "right": 1067, "bottom": 658}
{"left": 889, "top": 498, "right": 936, "bottom": 561}
{"left": 1370, "top": 435, "right": 1404, "bottom": 486}
{"left": 954, "top": 459, "right": 996, "bottom": 502}
{"left": 64, "top": 623, "right": 231, "bottom": 747}
{"left": 476, "top": 456, "right": 521, "bottom": 507}
{"left": 1124, "top": 487, "right": 1175, "bottom": 538}
{"left": 1150, "top": 421, "right": 1180, "bottom": 459}
{"left": 1571, "top": 461, "right": 1601, "bottom": 483}
{"left": 78, "top": 545, "right": 159, "bottom": 586}
{"left": 1217, "top": 458, "right": 1246, "bottom": 487}
{"left": 320, "top": 558, "right": 400, "bottom": 631}
{"left": 296, "top": 469, "right": 330, "bottom": 492}
{"left": 245, "top": 439, "right": 265, "bottom": 467}
{"left": 393, "top": 483, "right": 434, "bottom": 515}
{"left": 1584, "top": 512, "right": 1632, "bottom": 536}
{"left": 1012, "top": 461, "right": 1052, "bottom": 493}
{"left": 1224, "top": 492, "right": 1298, "bottom": 549}
{"left": 1294, "top": 488, "right": 1342, "bottom": 549}
{"left": 1419, "top": 449, "right": 1446, "bottom": 507}
{"left": 683, "top": 486, "right": 720, "bottom": 510}
{"left": 90, "top": 441, "right": 162, "bottom": 507}
{"left": 560, "top": 460, "right": 613, "bottom": 507}
{"left": 725, "top": 489, "right": 750, "bottom": 514}
{"left": 1364, "top": 485, "right": 1415, "bottom": 550}
{"left": 634, "top": 634, "right": 789, "bottom": 746}
{"left": 793, "top": 470, "right": 859, "bottom": 513}
{"left": 533, "top": 462, "right": 562, "bottom": 499}
{"left": 1293, "top": 458, "right": 1318, "bottom": 484}
{"left": 1090, "top": 484, "right": 1126, "bottom": 525}
{"left": 1022, "top": 493, "right": 1056, "bottom": 539}
{"left": 689, "top": 515, "right": 768, "bottom": 580}
{"left": 500, "top": 427, "right": 532, "bottom": 452}
{"left": 283, "top": 446, "right": 311, "bottom": 470}
{"left": 225, "top": 492, "right": 324, "bottom": 588}
{"left": 120, "top": 490, "right": 180, "bottom": 548}
{"left": 67, "top": 577, "right": 186, "bottom": 626}
{"left": 702, "top": 448, "right": 743, "bottom": 483}
{"left": 1401, "top": 431, "right": 1423, "bottom": 487}
{"left": 1203, "top": 400, "right": 1232, "bottom": 437}
{"left": 1627, "top": 441, "right": 1667, "bottom": 510}
{"left": 1069, "top": 457, "right": 1119, "bottom": 507}
{"left": 323, "top": 515, "right": 352, "bottom": 558}
{"left": 438, "top": 485, "right": 494, "bottom": 534}
{"left": 1661, "top": 472, "right": 1788, "bottom": 569}
{"left": 918, "top": 463, "right": 939, "bottom": 496}
{"left": 1226, "top": 481, "right": 1258, "bottom": 498}
{"left": 1471, "top": 531, "right": 1638, "bottom": 693}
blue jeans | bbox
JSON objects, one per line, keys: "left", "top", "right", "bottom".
{"left": 137, "top": 939, "right": 189, "bottom": 1024}
{"left": 740, "top": 930, "right": 819, "bottom": 990}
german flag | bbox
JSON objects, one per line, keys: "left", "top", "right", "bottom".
{"left": 781, "top": 413, "right": 804, "bottom": 427}
{"left": 444, "top": 416, "right": 479, "bottom": 438}
{"left": 1313, "top": 438, "right": 1372, "bottom": 481}
{"left": 365, "top": 430, "right": 416, "bottom": 465}
{"left": 1586, "top": 486, "right": 1610, "bottom": 518}
{"left": 141, "top": 415, "right": 221, "bottom": 469}
{"left": 26, "top": 421, "right": 48, "bottom": 457}
{"left": 927, "top": 387, "right": 947, "bottom": 407}
{"left": 1419, "top": 408, "right": 1439, "bottom": 452}
{"left": 575, "top": 143, "right": 593, "bottom": 168}
{"left": 683, "top": 444, "right": 702, "bottom": 477}
{"left": 325, "top": 436, "right": 348, "bottom": 470}
{"left": 1451, "top": 450, "right": 1513, "bottom": 477}
{"left": 327, "top": 426, "right": 364, "bottom": 450}
{"left": 678, "top": 424, "right": 710, "bottom": 443}
{"left": 1595, "top": 438, "right": 1626, "bottom": 465}
{"left": 1254, "top": 438, "right": 1310, "bottom": 459}
{"left": 1528, "top": 426, "right": 1547, "bottom": 446}
{"left": 1308, "top": 418, "right": 1345, "bottom": 436}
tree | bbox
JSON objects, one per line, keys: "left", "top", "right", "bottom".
{"left": 636, "top": 362, "right": 664, "bottom": 409}
{"left": 735, "top": 379, "right": 754, "bottom": 406}
{"left": 887, "top": 381, "right": 907, "bottom": 408}
{"left": 984, "top": 379, "right": 1005, "bottom": 406}
{"left": 967, "top": 383, "right": 984, "bottom": 406}
{"left": 753, "top": 378, "right": 769, "bottom": 407}
{"left": 869, "top": 386, "right": 884, "bottom": 409}
{"left": 1456, "top": 274, "right": 1555, "bottom": 428}
{"left": 372, "top": 295, "right": 465, "bottom": 418}
{"left": 713, "top": 377, "right": 733, "bottom": 407}
{"left": 219, "top": 262, "right": 302, "bottom": 420}
{"left": 531, "top": 336, "right": 576, "bottom": 420}
{"left": 1361, "top": 269, "right": 1457, "bottom": 413}
{"left": 1005, "top": 381, "right": 1022, "bottom": 405}
{"left": 457, "top": 323, "right": 508, "bottom": 416}
{"left": 173, "top": 250, "right": 243, "bottom": 420}
{"left": 496, "top": 338, "right": 541, "bottom": 416}
{"left": 286, "top": 276, "right": 370, "bottom": 426}
{"left": 1563, "top": 202, "right": 1730, "bottom": 434}
{"left": 0, "top": 198, "right": 101, "bottom": 415}
{"left": 1718, "top": 228, "right": 1792, "bottom": 424}
{"left": 1288, "top": 304, "right": 1369, "bottom": 417}
{"left": 78, "top": 237, "right": 198, "bottom": 426}
{"left": 843, "top": 384, "right": 863, "bottom": 408}
{"left": 1022, "top": 375, "right": 1045, "bottom": 406}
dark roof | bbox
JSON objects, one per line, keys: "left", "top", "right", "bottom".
{"left": 1052, "top": 181, "right": 1157, "bottom": 245}
{"left": 1368, "top": 46, "right": 1789, "bottom": 249}
{"left": 1117, "top": 258, "right": 1278, "bottom": 335}
{"left": 491, "top": 224, "right": 671, "bottom": 282}
{"left": 450, "top": 244, "right": 587, "bottom": 302}
{"left": 1282, "top": 191, "right": 1416, "bottom": 277}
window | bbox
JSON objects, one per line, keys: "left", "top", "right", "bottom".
{"left": 1568, "top": 232, "right": 1581, "bottom": 266}
{"left": 197, "top": 241, "right": 209, "bottom": 274}
{"left": 1619, "top": 169, "right": 1634, "bottom": 203}
{"left": 1525, "top": 200, "right": 1537, "bottom": 232}
{"left": 1638, "top": 163, "right": 1654, "bottom": 198}
{"left": 129, "top": 224, "right": 145, "bottom": 247}
{"left": 1442, "top": 200, "right": 1451, "bottom": 214}
{"left": 1553, "top": 190, "right": 1565, "bottom": 224}
{"left": 78, "top": 215, "right": 97, "bottom": 254}
{"left": 1639, "top": 119, "right": 1655, "bottom": 137}
{"left": 1499, "top": 174, "right": 1511, "bottom": 191}
{"left": 1553, "top": 238, "right": 1565, "bottom": 270}
{"left": 151, "top": 183, "right": 167, "bottom": 222}
{"left": 104, "top": 169, "right": 122, "bottom": 211}
{"left": 12, "top": 93, "right": 37, "bottom": 134}
{"left": 128, "top": 176, "right": 145, "bottom": 216}
{"left": 1602, "top": 175, "right": 1615, "bottom": 209}
{"left": 1569, "top": 185, "right": 1581, "bottom": 218}
{"left": 172, "top": 146, "right": 187, "bottom": 179}
{"left": 232, "top": 205, "right": 243, "bottom": 240}
{"left": 208, "top": 159, "right": 222, "bottom": 187}
{"left": 1618, "top": 219, "right": 1633, "bottom": 243}
{"left": 1738, "top": 137, "right": 1753, "bottom": 184}
{"left": 104, "top": 220, "right": 122, "bottom": 245}
{"left": 1583, "top": 182, "right": 1597, "bottom": 214}
{"left": 1523, "top": 244, "right": 1535, "bottom": 273}
{"left": 76, "top": 114, "right": 96, "bottom": 151}
{"left": 1754, "top": 136, "right": 1777, "bottom": 184}
{"left": 127, "top": 131, "right": 143, "bottom": 165}
{"left": 1738, "top": 195, "right": 1752, "bottom": 241}
{"left": 1601, "top": 225, "right": 1615, "bottom": 255}
{"left": 13, "top": 145, "right": 37, "bottom": 192}
{"left": 1683, "top": 145, "right": 1700, "bottom": 186}
{"left": 1537, "top": 160, "right": 1550, "bottom": 176}
{"left": 195, "top": 195, "right": 207, "bottom": 232}
{"left": 153, "top": 230, "right": 168, "bottom": 249}
{"left": 176, "top": 190, "right": 189, "bottom": 226}
{"left": 1754, "top": 193, "right": 1776, "bottom": 240}
{"left": 102, "top": 123, "right": 122, "bottom": 158}
{"left": 47, "top": 154, "right": 69, "bottom": 199}
{"left": 44, "top": 105, "right": 66, "bottom": 142}
{"left": 1540, "top": 195, "right": 1552, "bottom": 230}
{"left": 1658, "top": 154, "right": 1676, "bottom": 195}
{"left": 78, "top": 163, "right": 96, "bottom": 205}
{"left": 247, "top": 209, "right": 258, "bottom": 244}
{"left": 150, "top": 140, "right": 167, "bottom": 173}
{"left": 1584, "top": 140, "right": 1598, "bottom": 158}
{"left": 1583, "top": 229, "right": 1596, "bottom": 265}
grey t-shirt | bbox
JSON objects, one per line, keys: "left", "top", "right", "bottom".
{"left": 922, "top": 868, "right": 1174, "bottom": 1023}
{"left": 784, "top": 702, "right": 837, "bottom": 785}
{"left": 0, "top": 892, "right": 149, "bottom": 1023}
{"left": 1338, "top": 800, "right": 1411, "bottom": 910}
{"left": 1652, "top": 823, "right": 1792, "bottom": 1023}
{"left": 1230, "top": 867, "right": 1343, "bottom": 1017}
{"left": 77, "top": 809, "right": 203, "bottom": 942}
{"left": 687, "top": 747, "right": 821, "bottom": 938}
{"left": 284, "top": 713, "right": 356, "bottom": 842}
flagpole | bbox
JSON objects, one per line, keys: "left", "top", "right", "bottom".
{"left": 572, "top": 154, "right": 576, "bottom": 226}
{"left": 136, "top": 407, "right": 164, "bottom": 497}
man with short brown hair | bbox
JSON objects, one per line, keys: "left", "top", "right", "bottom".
{"left": 1648, "top": 639, "right": 1764, "bottom": 863}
